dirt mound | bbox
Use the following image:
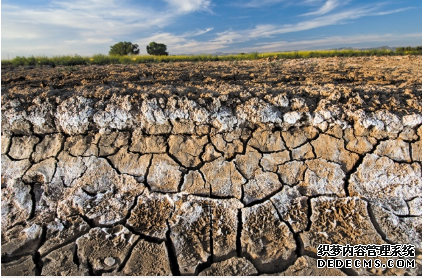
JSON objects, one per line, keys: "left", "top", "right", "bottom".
{"left": 1, "top": 56, "right": 422, "bottom": 275}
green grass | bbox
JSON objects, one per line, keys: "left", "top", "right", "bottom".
{"left": 1, "top": 47, "right": 421, "bottom": 67}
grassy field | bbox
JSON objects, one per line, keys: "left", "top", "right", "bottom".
{"left": 1, "top": 47, "right": 421, "bottom": 67}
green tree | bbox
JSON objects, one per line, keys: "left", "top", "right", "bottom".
{"left": 146, "top": 42, "right": 168, "bottom": 56}
{"left": 109, "top": 42, "right": 140, "bottom": 56}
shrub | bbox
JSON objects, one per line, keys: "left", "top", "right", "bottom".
{"left": 89, "top": 54, "right": 116, "bottom": 65}
{"left": 109, "top": 42, "right": 140, "bottom": 56}
{"left": 146, "top": 42, "right": 168, "bottom": 56}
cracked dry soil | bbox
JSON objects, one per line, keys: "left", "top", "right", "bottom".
{"left": 1, "top": 55, "right": 422, "bottom": 276}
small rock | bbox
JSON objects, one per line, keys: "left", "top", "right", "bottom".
{"left": 211, "top": 133, "right": 243, "bottom": 159}
{"left": 22, "top": 157, "right": 57, "bottom": 183}
{"left": 277, "top": 161, "right": 306, "bottom": 185}
{"left": 108, "top": 147, "right": 151, "bottom": 181}
{"left": 119, "top": 240, "right": 172, "bottom": 275}
{"left": 270, "top": 185, "right": 309, "bottom": 233}
{"left": 147, "top": 154, "right": 182, "bottom": 193}
{"left": 126, "top": 193, "right": 174, "bottom": 239}
{"left": 8, "top": 135, "right": 40, "bottom": 160}
{"left": 201, "top": 157, "right": 245, "bottom": 199}
{"left": 291, "top": 142, "right": 315, "bottom": 160}
{"left": 1, "top": 155, "right": 31, "bottom": 184}
{"left": 32, "top": 133, "right": 64, "bottom": 163}
{"left": 260, "top": 151, "right": 290, "bottom": 172}
{"left": 407, "top": 197, "right": 422, "bottom": 216}
{"left": 168, "top": 135, "right": 208, "bottom": 167}
{"left": 235, "top": 146, "right": 262, "bottom": 179}
{"left": 311, "top": 133, "right": 359, "bottom": 172}
{"left": 38, "top": 216, "right": 90, "bottom": 256}
{"left": 241, "top": 201, "right": 296, "bottom": 273}
{"left": 104, "top": 257, "right": 116, "bottom": 267}
{"left": 249, "top": 129, "right": 286, "bottom": 152}
{"left": 201, "top": 143, "right": 221, "bottom": 162}
{"left": 374, "top": 139, "right": 411, "bottom": 162}
{"left": 243, "top": 169, "right": 282, "bottom": 205}
{"left": 76, "top": 225, "right": 139, "bottom": 273}
{"left": 1, "top": 223, "right": 43, "bottom": 258}
{"left": 1, "top": 135, "right": 11, "bottom": 154}
{"left": 98, "top": 131, "right": 129, "bottom": 156}
{"left": 1, "top": 179, "right": 32, "bottom": 232}
{"left": 1, "top": 255, "right": 36, "bottom": 276}
{"left": 281, "top": 126, "right": 318, "bottom": 149}
{"left": 298, "top": 159, "right": 346, "bottom": 197}
{"left": 181, "top": 170, "right": 209, "bottom": 196}
{"left": 41, "top": 243, "right": 87, "bottom": 276}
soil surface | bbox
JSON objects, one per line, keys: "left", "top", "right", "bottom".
{"left": 1, "top": 56, "right": 422, "bottom": 114}
{"left": 1, "top": 56, "right": 422, "bottom": 276}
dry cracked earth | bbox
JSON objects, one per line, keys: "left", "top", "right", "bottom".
{"left": 1, "top": 56, "right": 422, "bottom": 276}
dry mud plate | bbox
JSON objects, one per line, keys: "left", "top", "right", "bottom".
{"left": 1, "top": 56, "right": 422, "bottom": 275}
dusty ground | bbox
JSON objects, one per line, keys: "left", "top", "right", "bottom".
{"left": 1, "top": 56, "right": 422, "bottom": 276}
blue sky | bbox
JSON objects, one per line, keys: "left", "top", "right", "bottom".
{"left": 1, "top": 0, "right": 422, "bottom": 58}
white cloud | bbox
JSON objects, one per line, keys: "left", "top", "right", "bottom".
{"left": 163, "top": 0, "right": 211, "bottom": 13}
{"left": 136, "top": 29, "right": 227, "bottom": 54}
{"left": 238, "top": 0, "right": 287, "bottom": 8}
{"left": 182, "top": 28, "right": 214, "bottom": 37}
{"left": 235, "top": 33, "right": 422, "bottom": 52}
{"left": 213, "top": 4, "right": 411, "bottom": 44}
{"left": 302, "top": 0, "right": 341, "bottom": 16}
{"left": 1, "top": 0, "right": 417, "bottom": 58}
{"left": 1, "top": 0, "right": 211, "bottom": 58}
{"left": 1, "top": 2, "right": 171, "bottom": 41}
{"left": 136, "top": 2, "right": 417, "bottom": 55}
{"left": 237, "top": 0, "right": 335, "bottom": 9}
{"left": 372, "top": 7, "right": 413, "bottom": 16}
{"left": 212, "top": 8, "right": 364, "bottom": 44}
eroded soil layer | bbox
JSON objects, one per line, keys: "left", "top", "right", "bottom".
{"left": 1, "top": 56, "right": 422, "bottom": 275}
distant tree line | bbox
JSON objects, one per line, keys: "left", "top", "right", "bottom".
{"left": 3, "top": 47, "right": 423, "bottom": 67}
{"left": 395, "top": 46, "right": 422, "bottom": 53}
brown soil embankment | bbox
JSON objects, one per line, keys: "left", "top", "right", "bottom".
{"left": 1, "top": 56, "right": 422, "bottom": 275}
